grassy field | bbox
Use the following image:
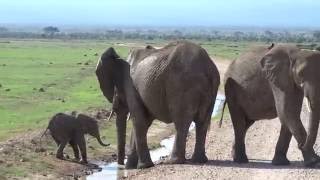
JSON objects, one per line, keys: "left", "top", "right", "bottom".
{"left": 0, "top": 39, "right": 253, "bottom": 141}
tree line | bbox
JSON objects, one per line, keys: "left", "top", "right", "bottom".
{"left": 0, "top": 26, "right": 320, "bottom": 43}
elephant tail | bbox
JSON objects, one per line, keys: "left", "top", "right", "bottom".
{"left": 39, "top": 127, "right": 49, "bottom": 146}
{"left": 219, "top": 100, "right": 227, "bottom": 128}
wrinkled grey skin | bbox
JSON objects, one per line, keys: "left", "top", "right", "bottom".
{"left": 96, "top": 41, "right": 220, "bottom": 169}
{"left": 224, "top": 43, "right": 320, "bottom": 167}
{"left": 47, "top": 113, "right": 110, "bottom": 164}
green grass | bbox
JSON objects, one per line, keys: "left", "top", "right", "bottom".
{"left": 0, "top": 39, "right": 131, "bottom": 140}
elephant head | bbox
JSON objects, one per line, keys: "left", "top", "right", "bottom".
{"left": 260, "top": 44, "right": 320, "bottom": 160}
{"left": 95, "top": 47, "right": 132, "bottom": 165}
{"left": 77, "top": 114, "right": 110, "bottom": 146}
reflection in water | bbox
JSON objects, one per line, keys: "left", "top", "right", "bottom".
{"left": 87, "top": 94, "right": 225, "bottom": 180}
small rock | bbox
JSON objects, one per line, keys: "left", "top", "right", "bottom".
{"left": 84, "top": 62, "right": 90, "bottom": 65}
{"left": 84, "top": 54, "right": 87, "bottom": 57}
{"left": 39, "top": 88, "right": 45, "bottom": 92}
{"left": 84, "top": 171, "right": 92, "bottom": 175}
{"left": 88, "top": 146, "right": 95, "bottom": 150}
{"left": 71, "top": 111, "right": 77, "bottom": 116}
{"left": 46, "top": 152, "right": 54, "bottom": 156}
{"left": 49, "top": 62, "right": 53, "bottom": 65}
{"left": 64, "top": 154, "right": 70, "bottom": 159}
{"left": 0, "top": 160, "right": 4, "bottom": 164}
{"left": 5, "top": 88, "right": 10, "bottom": 92}
{"left": 77, "top": 62, "right": 82, "bottom": 65}
{"left": 61, "top": 99, "right": 65, "bottom": 103}
{"left": 35, "top": 147, "right": 46, "bottom": 153}
{"left": 94, "top": 53, "right": 99, "bottom": 56}
{"left": 20, "top": 158, "right": 26, "bottom": 162}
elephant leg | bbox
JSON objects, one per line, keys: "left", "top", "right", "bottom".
{"left": 229, "top": 101, "right": 254, "bottom": 163}
{"left": 191, "top": 120, "right": 210, "bottom": 163}
{"left": 126, "top": 129, "right": 138, "bottom": 169}
{"left": 272, "top": 124, "right": 292, "bottom": 165}
{"left": 130, "top": 119, "right": 153, "bottom": 169}
{"left": 51, "top": 134, "right": 61, "bottom": 146}
{"left": 76, "top": 135, "right": 88, "bottom": 164}
{"left": 56, "top": 141, "right": 67, "bottom": 160}
{"left": 168, "top": 118, "right": 192, "bottom": 164}
{"left": 69, "top": 139, "right": 80, "bottom": 160}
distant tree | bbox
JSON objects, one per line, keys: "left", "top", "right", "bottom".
{"left": 0, "top": 27, "right": 8, "bottom": 32}
{"left": 43, "top": 26, "right": 59, "bottom": 38}
{"left": 313, "top": 31, "right": 320, "bottom": 42}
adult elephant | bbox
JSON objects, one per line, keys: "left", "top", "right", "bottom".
{"left": 96, "top": 41, "right": 220, "bottom": 169}
{"left": 222, "top": 43, "right": 320, "bottom": 167}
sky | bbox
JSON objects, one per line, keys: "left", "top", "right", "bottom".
{"left": 0, "top": 0, "right": 320, "bottom": 28}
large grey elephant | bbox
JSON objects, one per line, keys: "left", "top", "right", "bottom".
{"left": 96, "top": 41, "right": 220, "bottom": 169}
{"left": 222, "top": 43, "right": 320, "bottom": 167}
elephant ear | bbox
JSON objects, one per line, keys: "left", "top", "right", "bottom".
{"left": 260, "top": 48, "right": 293, "bottom": 91}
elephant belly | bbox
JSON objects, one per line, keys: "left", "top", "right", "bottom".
{"left": 132, "top": 64, "right": 172, "bottom": 123}
{"left": 237, "top": 78, "right": 277, "bottom": 121}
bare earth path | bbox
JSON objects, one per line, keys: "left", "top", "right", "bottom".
{"left": 122, "top": 58, "right": 320, "bottom": 180}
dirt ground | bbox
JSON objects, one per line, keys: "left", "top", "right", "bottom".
{"left": 120, "top": 58, "right": 320, "bottom": 180}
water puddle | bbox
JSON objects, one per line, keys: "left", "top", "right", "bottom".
{"left": 86, "top": 94, "right": 225, "bottom": 180}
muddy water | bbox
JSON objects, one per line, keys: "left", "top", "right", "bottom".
{"left": 86, "top": 94, "right": 225, "bottom": 180}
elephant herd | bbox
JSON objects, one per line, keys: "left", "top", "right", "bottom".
{"left": 94, "top": 40, "right": 320, "bottom": 169}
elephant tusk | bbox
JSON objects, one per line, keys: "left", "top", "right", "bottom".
{"left": 126, "top": 113, "right": 131, "bottom": 121}
{"left": 305, "top": 98, "right": 311, "bottom": 113}
{"left": 107, "top": 110, "right": 114, "bottom": 121}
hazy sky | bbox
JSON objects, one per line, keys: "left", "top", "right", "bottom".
{"left": 0, "top": 0, "right": 319, "bottom": 27}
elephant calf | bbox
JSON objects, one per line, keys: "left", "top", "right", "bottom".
{"left": 44, "top": 113, "right": 110, "bottom": 163}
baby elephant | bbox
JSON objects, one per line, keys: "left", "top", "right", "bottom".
{"left": 45, "top": 113, "right": 110, "bottom": 163}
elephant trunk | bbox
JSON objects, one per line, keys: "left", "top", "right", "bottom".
{"left": 116, "top": 113, "right": 127, "bottom": 165}
{"left": 303, "top": 97, "right": 320, "bottom": 150}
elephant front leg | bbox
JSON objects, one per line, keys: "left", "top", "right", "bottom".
{"left": 125, "top": 130, "right": 138, "bottom": 169}
{"left": 301, "top": 111, "right": 320, "bottom": 167}
{"left": 77, "top": 135, "right": 88, "bottom": 164}
{"left": 272, "top": 124, "right": 292, "bottom": 165}
{"left": 132, "top": 120, "right": 154, "bottom": 169}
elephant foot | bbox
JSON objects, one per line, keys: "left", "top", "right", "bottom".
{"left": 304, "top": 154, "right": 320, "bottom": 167}
{"left": 137, "top": 161, "right": 154, "bottom": 169}
{"left": 125, "top": 154, "right": 138, "bottom": 169}
{"left": 165, "top": 156, "right": 186, "bottom": 164}
{"left": 80, "top": 159, "right": 88, "bottom": 164}
{"left": 302, "top": 149, "right": 320, "bottom": 167}
{"left": 56, "top": 154, "right": 64, "bottom": 160}
{"left": 272, "top": 155, "right": 290, "bottom": 165}
{"left": 232, "top": 148, "right": 248, "bottom": 163}
{"left": 191, "top": 153, "right": 208, "bottom": 163}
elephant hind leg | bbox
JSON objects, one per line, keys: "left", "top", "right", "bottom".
{"left": 56, "top": 141, "right": 67, "bottom": 160}
{"left": 272, "top": 124, "right": 292, "bottom": 165}
{"left": 229, "top": 100, "right": 254, "bottom": 163}
{"left": 191, "top": 95, "right": 215, "bottom": 163}
{"left": 69, "top": 139, "right": 80, "bottom": 160}
{"left": 191, "top": 119, "right": 210, "bottom": 163}
{"left": 168, "top": 117, "right": 193, "bottom": 164}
